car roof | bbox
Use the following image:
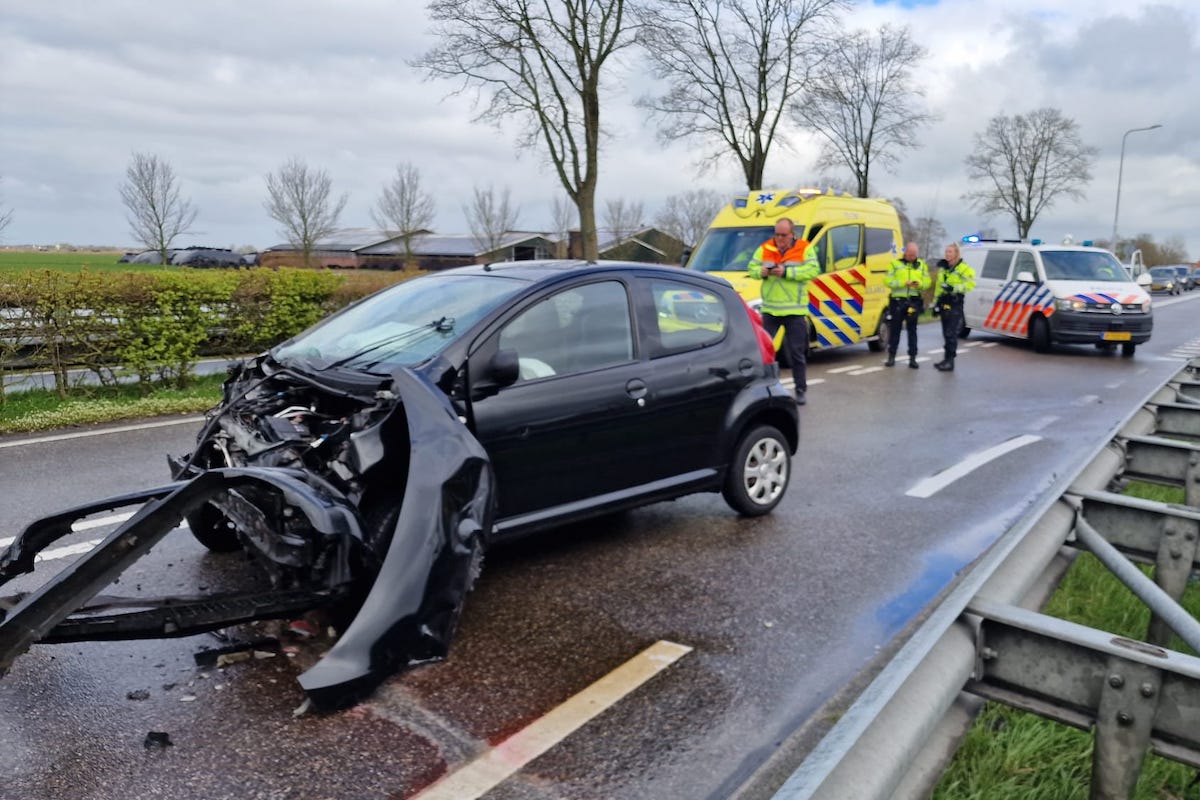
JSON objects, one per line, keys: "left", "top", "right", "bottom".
{"left": 443, "top": 259, "right": 730, "bottom": 288}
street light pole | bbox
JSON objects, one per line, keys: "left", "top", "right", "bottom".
{"left": 1111, "top": 124, "right": 1162, "bottom": 256}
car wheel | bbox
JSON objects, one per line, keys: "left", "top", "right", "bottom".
{"left": 1029, "top": 315, "right": 1052, "bottom": 354}
{"left": 722, "top": 424, "right": 790, "bottom": 516}
{"left": 186, "top": 501, "right": 241, "bottom": 552}
{"left": 868, "top": 313, "right": 886, "bottom": 352}
{"left": 1121, "top": 342, "right": 1136, "bottom": 358}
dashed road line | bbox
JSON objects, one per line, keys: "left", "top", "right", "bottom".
{"left": 411, "top": 640, "right": 693, "bottom": 800}
{"left": 1072, "top": 395, "right": 1100, "bottom": 407}
{"left": 906, "top": 434, "right": 1043, "bottom": 499}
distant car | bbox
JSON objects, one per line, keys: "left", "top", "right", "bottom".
{"left": 1148, "top": 266, "right": 1181, "bottom": 294}
{"left": 1167, "top": 265, "right": 1195, "bottom": 291}
{"left": 1191, "top": 266, "right": 1200, "bottom": 287}
{"left": 1, "top": 260, "right": 799, "bottom": 710}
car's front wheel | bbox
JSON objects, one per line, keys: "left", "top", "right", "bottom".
{"left": 723, "top": 425, "right": 790, "bottom": 516}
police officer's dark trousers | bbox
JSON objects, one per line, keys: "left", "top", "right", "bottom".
{"left": 939, "top": 296, "right": 964, "bottom": 363}
{"left": 763, "top": 312, "right": 808, "bottom": 393}
{"left": 886, "top": 298, "right": 920, "bottom": 358}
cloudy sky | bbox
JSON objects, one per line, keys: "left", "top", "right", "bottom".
{"left": 1, "top": 0, "right": 1197, "bottom": 259}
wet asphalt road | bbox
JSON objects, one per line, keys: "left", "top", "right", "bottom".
{"left": 2, "top": 293, "right": 1199, "bottom": 800}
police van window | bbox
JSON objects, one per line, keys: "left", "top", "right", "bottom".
{"left": 980, "top": 249, "right": 1015, "bottom": 280}
{"left": 865, "top": 227, "right": 895, "bottom": 256}
{"left": 647, "top": 279, "right": 728, "bottom": 357}
{"left": 823, "top": 225, "right": 863, "bottom": 272}
{"left": 1014, "top": 251, "right": 1037, "bottom": 279}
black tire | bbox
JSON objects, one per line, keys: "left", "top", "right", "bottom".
{"left": 868, "top": 313, "right": 886, "bottom": 352}
{"left": 959, "top": 325, "right": 971, "bottom": 339}
{"left": 186, "top": 501, "right": 241, "bottom": 552}
{"left": 722, "top": 425, "right": 790, "bottom": 516}
{"left": 1121, "top": 342, "right": 1136, "bottom": 357}
{"left": 1029, "top": 315, "right": 1051, "bottom": 353}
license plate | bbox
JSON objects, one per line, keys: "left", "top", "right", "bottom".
{"left": 1103, "top": 331, "right": 1132, "bottom": 342}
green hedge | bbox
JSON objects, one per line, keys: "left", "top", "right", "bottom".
{"left": 0, "top": 268, "right": 404, "bottom": 400}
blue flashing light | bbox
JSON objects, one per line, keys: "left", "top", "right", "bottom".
{"left": 733, "top": 198, "right": 748, "bottom": 209}
{"left": 778, "top": 196, "right": 801, "bottom": 207}
{"left": 1031, "top": 238, "right": 1042, "bottom": 245}
{"left": 1082, "top": 240, "right": 1094, "bottom": 247}
{"left": 961, "top": 234, "right": 981, "bottom": 243}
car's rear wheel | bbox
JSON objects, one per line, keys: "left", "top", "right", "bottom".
{"left": 1029, "top": 315, "right": 1051, "bottom": 353}
{"left": 1121, "top": 342, "right": 1137, "bottom": 357}
{"left": 723, "top": 425, "right": 790, "bottom": 516}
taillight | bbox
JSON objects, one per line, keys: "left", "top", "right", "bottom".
{"left": 742, "top": 299, "right": 775, "bottom": 364}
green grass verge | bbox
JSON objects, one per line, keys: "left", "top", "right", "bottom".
{"left": 0, "top": 250, "right": 162, "bottom": 273}
{"left": 934, "top": 481, "right": 1200, "bottom": 799}
{"left": 0, "top": 374, "right": 224, "bottom": 434}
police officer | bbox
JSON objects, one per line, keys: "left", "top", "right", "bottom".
{"left": 747, "top": 217, "right": 820, "bottom": 404}
{"left": 933, "top": 242, "right": 977, "bottom": 372}
{"left": 884, "top": 241, "right": 931, "bottom": 368}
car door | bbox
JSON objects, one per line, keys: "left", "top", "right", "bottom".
{"left": 468, "top": 278, "right": 656, "bottom": 521}
{"left": 967, "top": 248, "right": 1015, "bottom": 332}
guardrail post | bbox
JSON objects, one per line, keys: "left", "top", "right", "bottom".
{"left": 1149, "top": 514, "right": 1200, "bottom": 647}
{"left": 1090, "top": 658, "right": 1163, "bottom": 800}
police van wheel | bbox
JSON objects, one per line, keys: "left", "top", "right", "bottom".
{"left": 868, "top": 315, "right": 886, "bottom": 352}
{"left": 1029, "top": 316, "right": 1052, "bottom": 354}
{"left": 1121, "top": 342, "right": 1137, "bottom": 357}
{"left": 723, "top": 425, "right": 790, "bottom": 516}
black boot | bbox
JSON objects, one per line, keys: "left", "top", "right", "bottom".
{"left": 885, "top": 352, "right": 896, "bottom": 367}
{"left": 908, "top": 356, "right": 919, "bottom": 369}
{"left": 935, "top": 359, "right": 954, "bottom": 372}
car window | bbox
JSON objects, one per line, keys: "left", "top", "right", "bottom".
{"left": 647, "top": 279, "right": 728, "bottom": 357}
{"left": 814, "top": 225, "right": 862, "bottom": 273}
{"left": 498, "top": 280, "right": 633, "bottom": 381}
{"left": 1014, "top": 251, "right": 1037, "bottom": 279}
{"left": 980, "top": 249, "right": 1015, "bottom": 280}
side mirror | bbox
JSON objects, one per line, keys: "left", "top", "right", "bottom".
{"left": 489, "top": 348, "right": 520, "bottom": 388}
{"left": 679, "top": 247, "right": 692, "bottom": 268}
{"left": 1015, "top": 270, "right": 1037, "bottom": 283}
{"left": 1135, "top": 272, "right": 1152, "bottom": 287}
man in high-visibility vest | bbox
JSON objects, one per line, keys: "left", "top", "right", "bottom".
{"left": 884, "top": 241, "right": 932, "bottom": 368}
{"left": 747, "top": 217, "right": 820, "bottom": 404}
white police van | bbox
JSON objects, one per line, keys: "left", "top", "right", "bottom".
{"left": 960, "top": 238, "right": 1153, "bottom": 356}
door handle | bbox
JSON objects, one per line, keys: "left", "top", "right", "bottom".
{"left": 625, "top": 378, "right": 648, "bottom": 402}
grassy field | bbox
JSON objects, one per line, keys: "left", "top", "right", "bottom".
{"left": 0, "top": 249, "right": 163, "bottom": 273}
{"left": 934, "top": 480, "right": 1200, "bottom": 800}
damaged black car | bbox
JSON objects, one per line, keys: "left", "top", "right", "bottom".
{"left": 0, "top": 261, "right": 799, "bottom": 709}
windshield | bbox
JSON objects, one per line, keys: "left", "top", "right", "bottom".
{"left": 1039, "top": 250, "right": 1128, "bottom": 281}
{"left": 688, "top": 226, "right": 778, "bottom": 273}
{"left": 273, "top": 273, "right": 528, "bottom": 370}
{"left": 1150, "top": 267, "right": 1174, "bottom": 277}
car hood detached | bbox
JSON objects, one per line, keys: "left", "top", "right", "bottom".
{"left": 0, "top": 366, "right": 494, "bottom": 711}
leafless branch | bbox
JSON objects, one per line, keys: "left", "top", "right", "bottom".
{"left": 653, "top": 188, "right": 724, "bottom": 247}
{"left": 118, "top": 153, "right": 198, "bottom": 265}
{"left": 372, "top": 162, "right": 436, "bottom": 266}
{"left": 465, "top": 184, "right": 521, "bottom": 257}
{"left": 263, "top": 157, "right": 348, "bottom": 268}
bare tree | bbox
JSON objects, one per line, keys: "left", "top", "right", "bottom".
{"left": 793, "top": 24, "right": 936, "bottom": 198}
{"left": 118, "top": 153, "right": 198, "bottom": 265}
{"left": 654, "top": 189, "right": 724, "bottom": 247}
{"left": 911, "top": 215, "right": 946, "bottom": 263}
{"left": 636, "top": 0, "right": 847, "bottom": 190}
{"left": 964, "top": 108, "right": 1098, "bottom": 239}
{"left": 465, "top": 184, "right": 520, "bottom": 258}
{"left": 372, "top": 162, "right": 436, "bottom": 268}
{"left": 551, "top": 193, "right": 576, "bottom": 257}
{"left": 415, "top": 0, "right": 635, "bottom": 261}
{"left": 603, "top": 198, "right": 645, "bottom": 245}
{"left": 264, "top": 157, "right": 347, "bottom": 268}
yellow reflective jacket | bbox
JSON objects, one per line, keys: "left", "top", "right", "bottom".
{"left": 747, "top": 238, "right": 820, "bottom": 316}
{"left": 886, "top": 257, "right": 932, "bottom": 298}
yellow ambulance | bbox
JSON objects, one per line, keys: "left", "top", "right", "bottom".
{"left": 686, "top": 189, "right": 903, "bottom": 354}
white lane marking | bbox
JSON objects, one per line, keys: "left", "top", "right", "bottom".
{"left": 411, "top": 641, "right": 693, "bottom": 800}
{"left": 962, "top": 341, "right": 982, "bottom": 348}
{"left": 1, "top": 513, "right": 187, "bottom": 553}
{"left": 36, "top": 539, "right": 104, "bottom": 562}
{"left": 980, "top": 342, "right": 998, "bottom": 348}
{"left": 1072, "top": 395, "right": 1100, "bottom": 407}
{"left": 780, "top": 378, "right": 826, "bottom": 390}
{"left": 906, "top": 434, "right": 1043, "bottom": 499}
{"left": 825, "top": 366, "right": 862, "bottom": 374}
{"left": 0, "top": 417, "right": 204, "bottom": 449}
{"left": 1029, "top": 415, "right": 1060, "bottom": 432}
{"left": 1105, "top": 381, "right": 1124, "bottom": 389}
{"left": 849, "top": 367, "right": 884, "bottom": 375}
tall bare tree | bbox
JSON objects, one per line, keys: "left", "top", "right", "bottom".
{"left": 653, "top": 188, "right": 723, "bottom": 248}
{"left": 636, "top": 0, "right": 847, "bottom": 190}
{"left": 264, "top": 157, "right": 347, "bottom": 268}
{"left": 118, "top": 153, "right": 198, "bottom": 266}
{"left": 551, "top": 193, "right": 576, "bottom": 257}
{"left": 465, "top": 184, "right": 520, "bottom": 258}
{"left": 415, "top": 0, "right": 635, "bottom": 260}
{"left": 964, "top": 108, "right": 1098, "bottom": 239}
{"left": 912, "top": 215, "right": 946, "bottom": 263}
{"left": 793, "top": 24, "right": 935, "bottom": 198}
{"left": 603, "top": 198, "right": 645, "bottom": 245}
{"left": 372, "top": 162, "right": 436, "bottom": 268}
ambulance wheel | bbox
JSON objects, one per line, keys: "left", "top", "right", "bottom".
{"left": 1029, "top": 316, "right": 1051, "bottom": 353}
{"left": 723, "top": 425, "right": 790, "bottom": 516}
{"left": 1121, "top": 342, "right": 1137, "bottom": 357}
{"left": 868, "top": 314, "right": 886, "bottom": 351}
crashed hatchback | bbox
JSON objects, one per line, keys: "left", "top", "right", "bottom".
{"left": 0, "top": 261, "right": 799, "bottom": 708}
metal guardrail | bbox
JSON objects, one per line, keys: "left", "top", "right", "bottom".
{"left": 760, "top": 360, "right": 1200, "bottom": 800}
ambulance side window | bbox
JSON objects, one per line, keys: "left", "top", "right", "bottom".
{"left": 864, "top": 227, "right": 895, "bottom": 256}
{"left": 980, "top": 249, "right": 1015, "bottom": 280}
{"left": 825, "top": 225, "right": 863, "bottom": 272}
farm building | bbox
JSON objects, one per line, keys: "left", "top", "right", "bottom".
{"left": 261, "top": 228, "right": 557, "bottom": 271}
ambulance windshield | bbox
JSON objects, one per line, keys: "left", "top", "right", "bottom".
{"left": 688, "top": 226, "right": 778, "bottom": 273}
